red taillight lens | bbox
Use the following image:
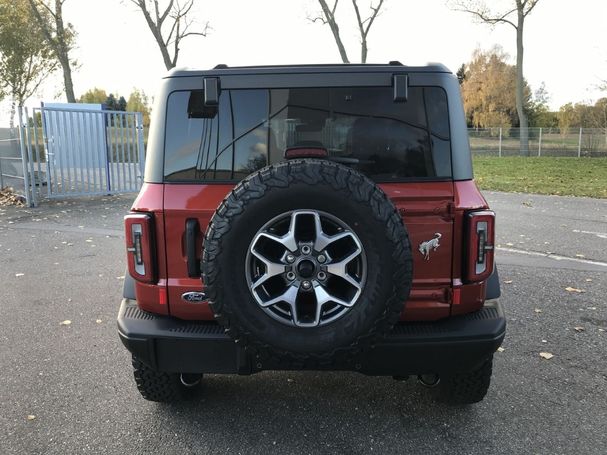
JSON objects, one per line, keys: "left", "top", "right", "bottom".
{"left": 125, "top": 213, "right": 155, "bottom": 283}
{"left": 465, "top": 210, "right": 495, "bottom": 283}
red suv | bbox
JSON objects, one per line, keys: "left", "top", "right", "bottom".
{"left": 118, "top": 63, "right": 504, "bottom": 404}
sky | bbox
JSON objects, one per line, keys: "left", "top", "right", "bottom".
{"left": 1, "top": 0, "right": 606, "bottom": 124}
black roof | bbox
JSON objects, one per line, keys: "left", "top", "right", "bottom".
{"left": 166, "top": 62, "right": 451, "bottom": 78}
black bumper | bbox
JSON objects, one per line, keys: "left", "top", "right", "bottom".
{"left": 117, "top": 299, "right": 506, "bottom": 376}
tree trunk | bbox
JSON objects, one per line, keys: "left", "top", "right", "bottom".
{"left": 361, "top": 40, "right": 367, "bottom": 64}
{"left": 9, "top": 99, "right": 16, "bottom": 131}
{"left": 515, "top": 12, "right": 529, "bottom": 156}
{"left": 60, "top": 56, "right": 76, "bottom": 103}
{"left": 318, "top": 0, "right": 350, "bottom": 63}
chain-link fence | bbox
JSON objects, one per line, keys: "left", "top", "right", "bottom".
{"left": 468, "top": 127, "right": 607, "bottom": 157}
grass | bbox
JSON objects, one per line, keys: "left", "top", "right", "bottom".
{"left": 472, "top": 156, "right": 607, "bottom": 198}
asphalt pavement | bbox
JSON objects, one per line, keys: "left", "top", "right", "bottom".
{"left": 0, "top": 191, "right": 606, "bottom": 454}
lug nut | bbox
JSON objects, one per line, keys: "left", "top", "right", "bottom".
{"left": 286, "top": 272, "right": 296, "bottom": 281}
{"left": 286, "top": 254, "right": 296, "bottom": 263}
{"left": 301, "top": 280, "right": 312, "bottom": 289}
{"left": 317, "top": 254, "right": 326, "bottom": 263}
{"left": 317, "top": 271, "right": 326, "bottom": 280}
{"left": 301, "top": 245, "right": 311, "bottom": 255}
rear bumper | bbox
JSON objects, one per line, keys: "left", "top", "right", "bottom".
{"left": 117, "top": 298, "right": 506, "bottom": 376}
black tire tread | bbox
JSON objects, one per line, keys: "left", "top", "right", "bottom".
{"left": 436, "top": 357, "right": 493, "bottom": 405}
{"left": 202, "top": 159, "right": 413, "bottom": 365}
{"left": 131, "top": 356, "right": 198, "bottom": 402}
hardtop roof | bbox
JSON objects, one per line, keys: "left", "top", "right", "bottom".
{"left": 165, "top": 62, "right": 451, "bottom": 78}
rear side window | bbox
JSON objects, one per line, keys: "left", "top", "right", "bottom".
{"left": 164, "top": 86, "right": 451, "bottom": 182}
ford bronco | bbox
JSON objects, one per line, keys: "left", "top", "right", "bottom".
{"left": 118, "top": 62, "right": 505, "bottom": 404}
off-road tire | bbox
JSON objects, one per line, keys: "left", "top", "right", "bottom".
{"left": 435, "top": 357, "right": 493, "bottom": 404}
{"left": 131, "top": 356, "right": 202, "bottom": 402}
{"left": 202, "top": 159, "right": 413, "bottom": 364}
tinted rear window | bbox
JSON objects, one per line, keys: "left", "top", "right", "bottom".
{"left": 164, "top": 86, "right": 451, "bottom": 182}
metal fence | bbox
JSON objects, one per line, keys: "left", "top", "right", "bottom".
{"left": 0, "top": 127, "right": 26, "bottom": 196}
{"left": 14, "top": 104, "right": 145, "bottom": 206}
{"left": 468, "top": 127, "right": 607, "bottom": 157}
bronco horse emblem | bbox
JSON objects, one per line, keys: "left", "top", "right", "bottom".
{"left": 418, "top": 233, "right": 442, "bottom": 260}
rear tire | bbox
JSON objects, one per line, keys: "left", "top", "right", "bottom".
{"left": 434, "top": 357, "right": 493, "bottom": 405}
{"left": 131, "top": 356, "right": 202, "bottom": 402}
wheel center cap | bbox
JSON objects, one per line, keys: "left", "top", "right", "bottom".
{"left": 297, "top": 260, "right": 315, "bottom": 278}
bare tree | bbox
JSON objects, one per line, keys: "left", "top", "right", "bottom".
{"left": 311, "top": 0, "right": 385, "bottom": 64}
{"left": 0, "top": 0, "right": 59, "bottom": 128}
{"left": 450, "top": 0, "right": 541, "bottom": 156}
{"left": 129, "top": 0, "right": 209, "bottom": 70}
{"left": 27, "top": 0, "right": 76, "bottom": 103}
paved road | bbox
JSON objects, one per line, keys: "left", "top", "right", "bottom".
{"left": 0, "top": 191, "right": 606, "bottom": 454}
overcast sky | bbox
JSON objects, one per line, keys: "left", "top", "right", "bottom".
{"left": 1, "top": 0, "right": 606, "bottom": 124}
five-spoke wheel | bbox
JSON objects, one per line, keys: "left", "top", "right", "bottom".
{"left": 246, "top": 210, "right": 366, "bottom": 327}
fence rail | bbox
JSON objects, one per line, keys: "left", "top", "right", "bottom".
{"left": 468, "top": 127, "right": 607, "bottom": 157}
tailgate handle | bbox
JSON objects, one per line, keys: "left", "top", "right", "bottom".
{"left": 185, "top": 219, "right": 200, "bottom": 278}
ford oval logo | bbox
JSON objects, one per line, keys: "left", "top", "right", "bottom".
{"left": 181, "top": 292, "right": 207, "bottom": 303}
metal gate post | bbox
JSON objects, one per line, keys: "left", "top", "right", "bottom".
{"left": 498, "top": 127, "right": 502, "bottom": 157}
{"left": 136, "top": 112, "right": 145, "bottom": 185}
{"left": 17, "top": 107, "right": 32, "bottom": 207}
{"left": 578, "top": 127, "right": 582, "bottom": 157}
{"left": 538, "top": 127, "right": 542, "bottom": 157}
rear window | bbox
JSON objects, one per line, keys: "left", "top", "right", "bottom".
{"left": 164, "top": 86, "right": 451, "bottom": 182}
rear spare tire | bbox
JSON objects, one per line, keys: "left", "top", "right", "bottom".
{"left": 202, "top": 159, "right": 413, "bottom": 362}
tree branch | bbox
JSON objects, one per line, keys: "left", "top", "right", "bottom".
{"left": 451, "top": 2, "right": 518, "bottom": 29}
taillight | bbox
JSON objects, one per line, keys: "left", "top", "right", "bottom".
{"left": 125, "top": 213, "right": 156, "bottom": 283}
{"left": 465, "top": 210, "right": 495, "bottom": 283}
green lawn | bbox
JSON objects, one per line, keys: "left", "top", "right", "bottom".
{"left": 472, "top": 156, "right": 607, "bottom": 198}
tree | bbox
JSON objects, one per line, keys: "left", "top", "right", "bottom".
{"left": 117, "top": 96, "right": 128, "bottom": 112}
{"left": 311, "top": 0, "right": 385, "bottom": 63}
{"left": 456, "top": 63, "right": 466, "bottom": 85}
{"left": 27, "top": 0, "right": 77, "bottom": 103}
{"left": 129, "top": 0, "right": 210, "bottom": 70}
{"left": 450, "top": 0, "right": 542, "bottom": 156}
{"left": 525, "top": 82, "right": 557, "bottom": 128}
{"left": 0, "top": 0, "right": 58, "bottom": 128}
{"left": 105, "top": 93, "right": 118, "bottom": 111}
{"left": 460, "top": 47, "right": 531, "bottom": 133}
{"left": 126, "top": 89, "right": 151, "bottom": 126}
{"left": 79, "top": 87, "right": 107, "bottom": 104}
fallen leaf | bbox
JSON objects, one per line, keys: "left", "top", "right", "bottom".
{"left": 534, "top": 308, "right": 542, "bottom": 313}
{"left": 504, "top": 280, "right": 513, "bottom": 284}
{"left": 599, "top": 329, "right": 605, "bottom": 332}
{"left": 505, "top": 242, "right": 514, "bottom": 246}
{"left": 26, "top": 415, "right": 36, "bottom": 421}
{"left": 287, "top": 378, "right": 294, "bottom": 383}
{"left": 85, "top": 239, "right": 92, "bottom": 243}
{"left": 497, "top": 347, "right": 505, "bottom": 352}
{"left": 60, "top": 320, "right": 72, "bottom": 326}
{"left": 539, "top": 352, "right": 554, "bottom": 360}
{"left": 522, "top": 201, "right": 533, "bottom": 207}
{"left": 565, "top": 287, "right": 585, "bottom": 293}
{"left": 575, "top": 254, "right": 585, "bottom": 258}
{"left": 585, "top": 278, "right": 593, "bottom": 282}
{"left": 574, "top": 326, "right": 585, "bottom": 332}
{"left": 541, "top": 339, "right": 547, "bottom": 343}
{"left": 15, "top": 273, "right": 24, "bottom": 277}
{"left": 116, "top": 276, "right": 125, "bottom": 280}
{"left": 96, "top": 319, "right": 102, "bottom": 324}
